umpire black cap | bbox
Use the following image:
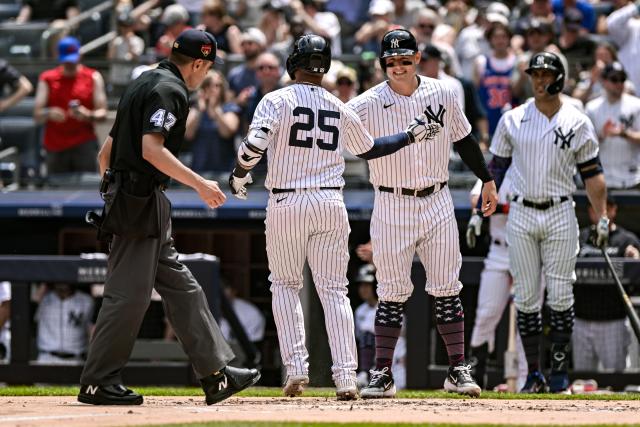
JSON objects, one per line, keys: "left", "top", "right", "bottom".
{"left": 286, "top": 34, "right": 332, "bottom": 80}
{"left": 379, "top": 29, "right": 418, "bottom": 70}
{"left": 172, "top": 29, "right": 218, "bottom": 62}
{"left": 525, "top": 51, "right": 565, "bottom": 95}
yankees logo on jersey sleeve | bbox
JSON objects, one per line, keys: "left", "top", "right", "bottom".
{"left": 250, "top": 84, "right": 375, "bottom": 190}
{"left": 490, "top": 101, "right": 599, "bottom": 198}
{"left": 347, "top": 76, "right": 471, "bottom": 188}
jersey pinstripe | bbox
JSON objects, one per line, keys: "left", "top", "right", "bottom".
{"left": 585, "top": 93, "right": 640, "bottom": 188}
{"left": 347, "top": 76, "right": 471, "bottom": 188}
{"left": 250, "top": 83, "right": 374, "bottom": 190}
{"left": 349, "top": 76, "right": 473, "bottom": 301}
{"left": 490, "top": 100, "right": 599, "bottom": 199}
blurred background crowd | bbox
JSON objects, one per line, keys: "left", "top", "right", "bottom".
{"left": 0, "top": 0, "right": 639, "bottom": 390}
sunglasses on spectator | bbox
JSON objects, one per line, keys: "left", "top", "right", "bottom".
{"left": 607, "top": 76, "right": 625, "bottom": 83}
{"left": 337, "top": 78, "right": 353, "bottom": 86}
{"left": 257, "top": 65, "right": 278, "bottom": 71}
{"left": 418, "top": 23, "right": 435, "bottom": 30}
{"left": 386, "top": 60, "right": 414, "bottom": 68}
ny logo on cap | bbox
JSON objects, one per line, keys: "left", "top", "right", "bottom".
{"left": 173, "top": 41, "right": 180, "bottom": 49}
{"left": 536, "top": 55, "right": 545, "bottom": 65}
{"left": 201, "top": 44, "right": 212, "bottom": 57}
{"left": 390, "top": 38, "right": 400, "bottom": 49}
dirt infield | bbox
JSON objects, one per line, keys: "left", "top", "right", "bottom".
{"left": 2, "top": 396, "right": 640, "bottom": 426}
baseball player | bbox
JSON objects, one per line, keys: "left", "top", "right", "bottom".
{"left": 228, "top": 34, "right": 430, "bottom": 400}
{"left": 489, "top": 51, "right": 609, "bottom": 393}
{"left": 347, "top": 29, "right": 499, "bottom": 399}
{"left": 585, "top": 62, "right": 640, "bottom": 189}
{"left": 466, "top": 173, "right": 529, "bottom": 390}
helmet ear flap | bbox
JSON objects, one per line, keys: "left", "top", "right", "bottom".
{"left": 546, "top": 72, "right": 564, "bottom": 95}
{"left": 286, "top": 56, "right": 296, "bottom": 80}
{"left": 379, "top": 58, "right": 386, "bottom": 72}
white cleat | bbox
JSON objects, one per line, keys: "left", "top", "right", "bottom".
{"left": 283, "top": 374, "right": 309, "bottom": 397}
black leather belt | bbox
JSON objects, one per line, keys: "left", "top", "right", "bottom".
{"left": 271, "top": 187, "right": 341, "bottom": 194}
{"left": 513, "top": 195, "right": 569, "bottom": 210}
{"left": 378, "top": 181, "right": 447, "bottom": 197}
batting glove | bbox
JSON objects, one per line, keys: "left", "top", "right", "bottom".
{"left": 595, "top": 216, "right": 609, "bottom": 248}
{"left": 229, "top": 170, "right": 253, "bottom": 200}
{"left": 466, "top": 213, "right": 483, "bottom": 249}
{"left": 405, "top": 113, "right": 428, "bottom": 143}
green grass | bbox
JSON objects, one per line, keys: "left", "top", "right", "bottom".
{"left": 1, "top": 386, "right": 640, "bottom": 400}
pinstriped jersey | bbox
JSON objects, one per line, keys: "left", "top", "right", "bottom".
{"left": 347, "top": 76, "right": 471, "bottom": 188}
{"left": 490, "top": 100, "right": 599, "bottom": 199}
{"left": 585, "top": 93, "right": 640, "bottom": 188}
{"left": 249, "top": 83, "right": 375, "bottom": 190}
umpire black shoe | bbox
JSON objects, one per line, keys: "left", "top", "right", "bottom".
{"left": 78, "top": 384, "right": 143, "bottom": 405}
{"left": 200, "top": 366, "right": 261, "bottom": 405}
{"left": 360, "top": 367, "right": 396, "bottom": 398}
{"left": 520, "top": 370, "right": 548, "bottom": 393}
{"left": 444, "top": 363, "right": 481, "bottom": 397}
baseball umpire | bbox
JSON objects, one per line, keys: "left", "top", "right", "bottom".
{"left": 78, "top": 29, "right": 260, "bottom": 406}
{"left": 228, "top": 34, "right": 429, "bottom": 400}
{"left": 348, "top": 29, "right": 498, "bottom": 399}
{"left": 489, "top": 51, "right": 609, "bottom": 393}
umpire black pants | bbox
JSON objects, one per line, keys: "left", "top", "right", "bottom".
{"left": 80, "top": 189, "right": 234, "bottom": 385}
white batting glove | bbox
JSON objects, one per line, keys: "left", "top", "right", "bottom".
{"left": 229, "top": 171, "right": 253, "bottom": 200}
{"left": 405, "top": 113, "right": 428, "bottom": 143}
{"left": 595, "top": 216, "right": 609, "bottom": 248}
{"left": 466, "top": 213, "right": 483, "bottom": 249}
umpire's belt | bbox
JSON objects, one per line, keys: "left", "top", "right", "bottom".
{"left": 43, "top": 350, "right": 86, "bottom": 359}
{"left": 511, "top": 195, "right": 570, "bottom": 210}
{"left": 271, "top": 187, "right": 341, "bottom": 194}
{"left": 378, "top": 181, "right": 447, "bottom": 197}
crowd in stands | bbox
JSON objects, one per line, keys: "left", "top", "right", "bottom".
{"left": 1, "top": 0, "right": 640, "bottom": 388}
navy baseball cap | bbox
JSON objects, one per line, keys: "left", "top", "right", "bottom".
{"left": 422, "top": 44, "right": 442, "bottom": 61}
{"left": 58, "top": 36, "right": 80, "bottom": 64}
{"left": 172, "top": 29, "right": 221, "bottom": 63}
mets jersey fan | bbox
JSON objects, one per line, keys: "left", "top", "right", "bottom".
{"left": 228, "top": 34, "right": 429, "bottom": 401}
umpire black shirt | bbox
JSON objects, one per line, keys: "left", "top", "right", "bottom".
{"left": 109, "top": 60, "right": 189, "bottom": 183}
{"left": 574, "top": 225, "right": 640, "bottom": 321}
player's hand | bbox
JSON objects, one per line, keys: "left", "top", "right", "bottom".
{"left": 480, "top": 180, "right": 498, "bottom": 217}
{"left": 405, "top": 113, "right": 428, "bottom": 143}
{"left": 466, "top": 213, "right": 483, "bottom": 249}
{"left": 197, "top": 179, "right": 226, "bottom": 208}
{"left": 229, "top": 170, "right": 253, "bottom": 200}
{"left": 356, "top": 241, "right": 373, "bottom": 262}
{"left": 595, "top": 216, "right": 609, "bottom": 248}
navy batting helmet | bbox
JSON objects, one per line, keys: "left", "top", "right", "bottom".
{"left": 525, "top": 51, "right": 565, "bottom": 95}
{"left": 379, "top": 29, "right": 418, "bottom": 71}
{"left": 286, "top": 34, "right": 331, "bottom": 80}
{"left": 355, "top": 264, "right": 376, "bottom": 284}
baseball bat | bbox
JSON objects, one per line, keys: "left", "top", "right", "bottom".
{"left": 601, "top": 248, "right": 640, "bottom": 343}
{"left": 504, "top": 294, "right": 518, "bottom": 393}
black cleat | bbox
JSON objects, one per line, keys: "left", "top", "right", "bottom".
{"left": 200, "top": 365, "right": 261, "bottom": 405}
{"left": 78, "top": 384, "right": 143, "bottom": 405}
{"left": 444, "top": 364, "right": 481, "bottom": 397}
{"left": 520, "top": 370, "right": 548, "bottom": 393}
{"left": 360, "top": 367, "right": 396, "bottom": 398}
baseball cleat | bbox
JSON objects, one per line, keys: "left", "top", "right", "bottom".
{"left": 520, "top": 370, "right": 548, "bottom": 394}
{"left": 360, "top": 367, "right": 396, "bottom": 398}
{"left": 200, "top": 366, "right": 261, "bottom": 405}
{"left": 549, "top": 372, "right": 571, "bottom": 394}
{"left": 77, "top": 384, "right": 143, "bottom": 405}
{"left": 336, "top": 380, "right": 359, "bottom": 401}
{"left": 283, "top": 374, "right": 309, "bottom": 397}
{"left": 444, "top": 364, "right": 482, "bottom": 397}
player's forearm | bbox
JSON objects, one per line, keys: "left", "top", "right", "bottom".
{"left": 623, "top": 129, "right": 640, "bottom": 144}
{"left": 584, "top": 173, "right": 607, "bottom": 218}
{"left": 357, "top": 132, "right": 409, "bottom": 160}
{"left": 487, "top": 154, "right": 512, "bottom": 191}
{"left": 454, "top": 133, "right": 492, "bottom": 182}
